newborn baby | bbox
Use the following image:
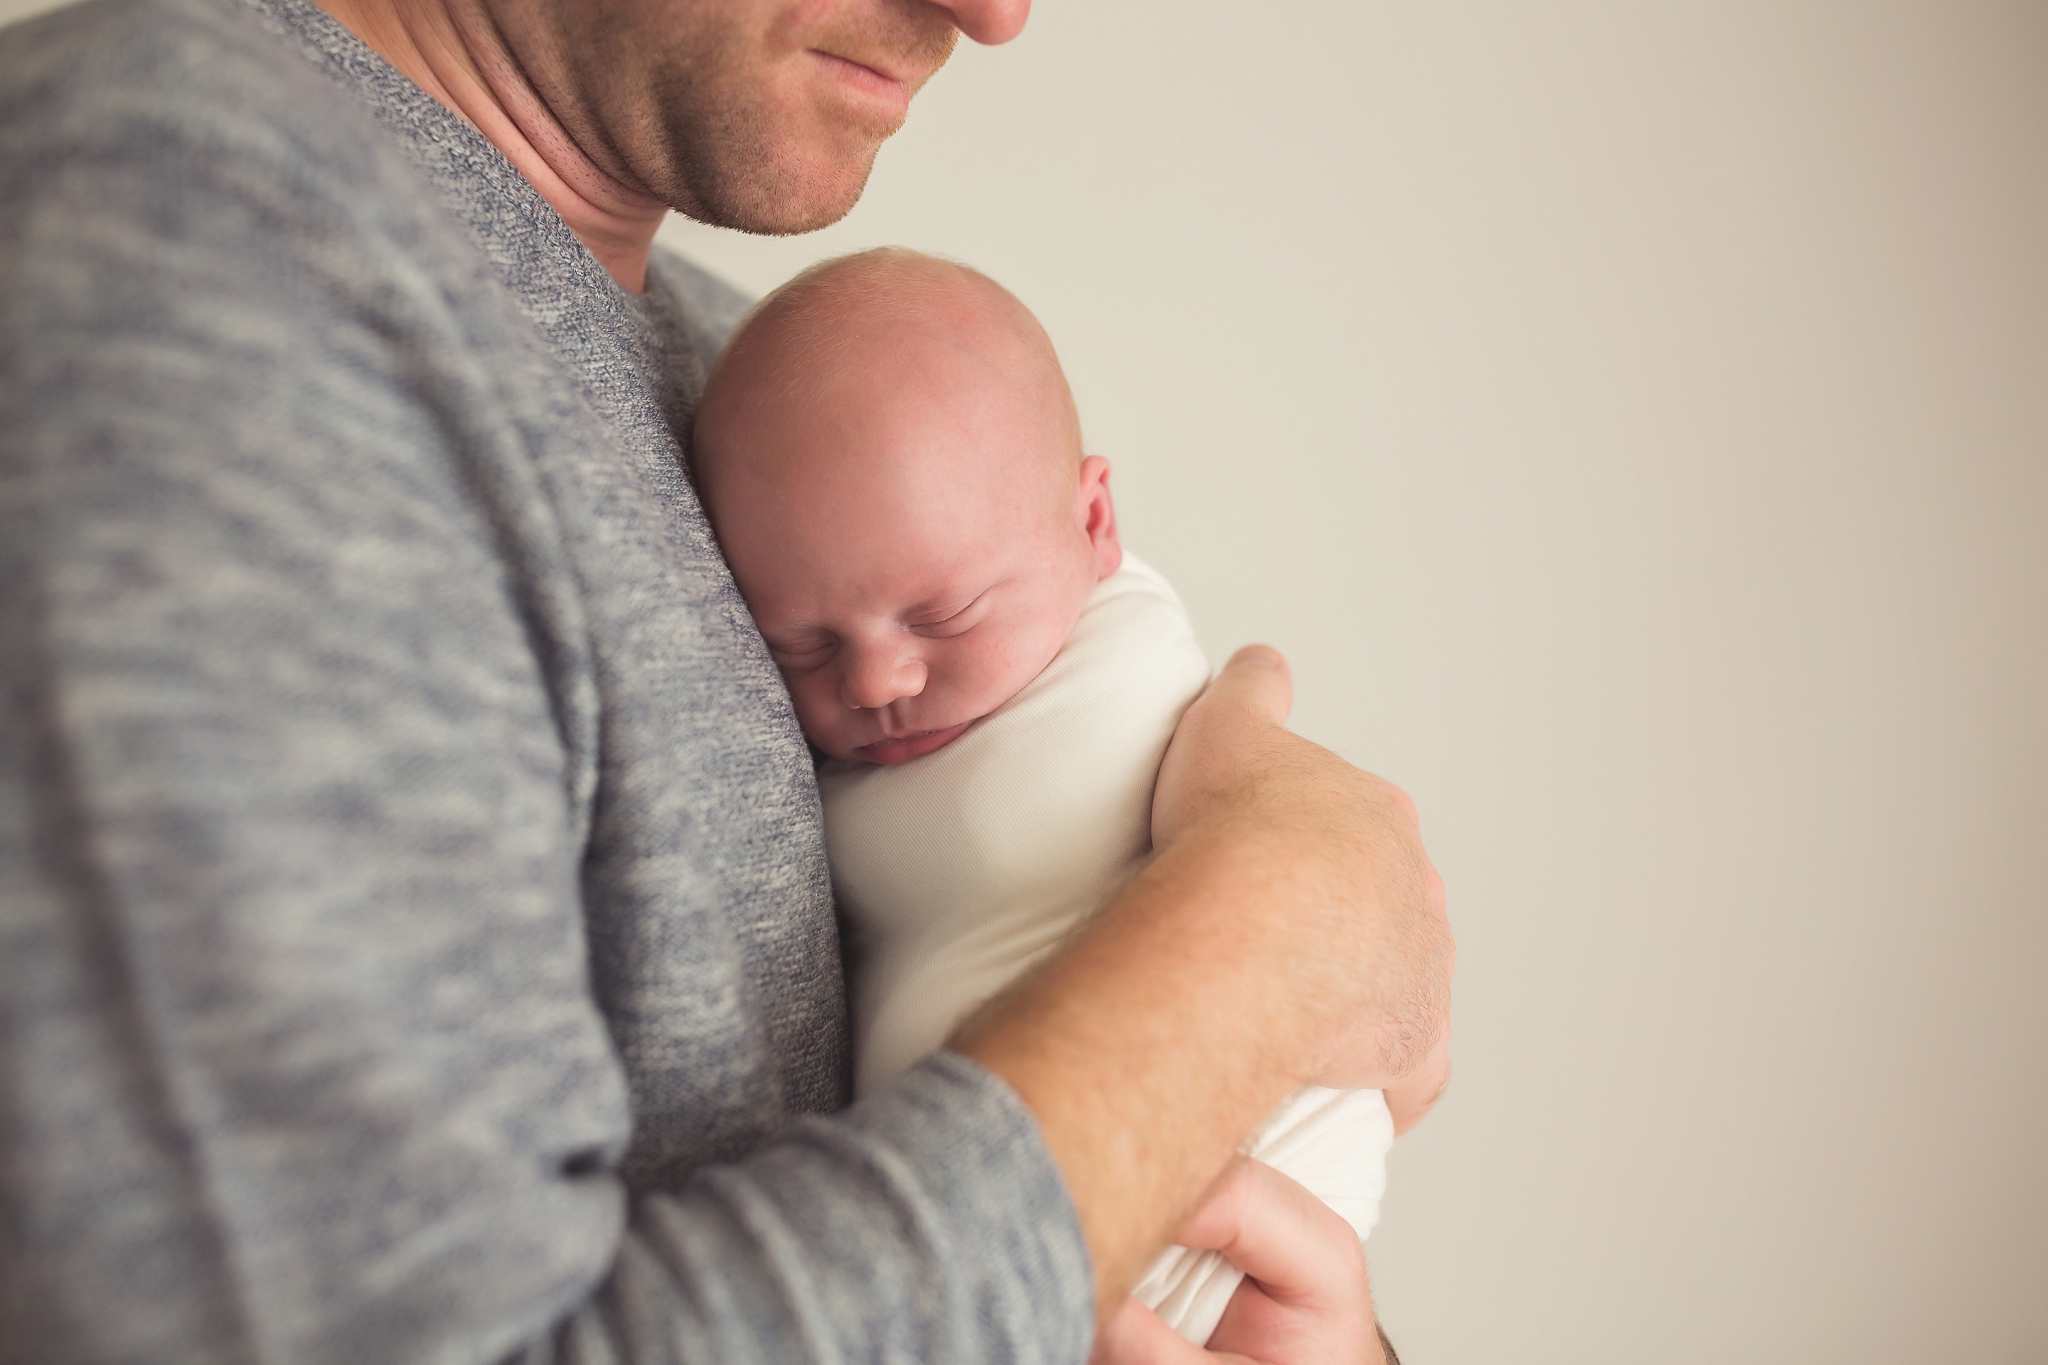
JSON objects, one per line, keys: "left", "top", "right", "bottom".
{"left": 692, "top": 248, "right": 1394, "bottom": 1346}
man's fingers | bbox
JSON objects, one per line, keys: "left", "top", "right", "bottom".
{"left": 1386, "top": 1024, "right": 1452, "bottom": 1135}
{"left": 1091, "top": 1297, "right": 1253, "bottom": 1365}
{"left": 1175, "top": 1157, "right": 1366, "bottom": 1307}
{"left": 1163, "top": 1158, "right": 1380, "bottom": 1363}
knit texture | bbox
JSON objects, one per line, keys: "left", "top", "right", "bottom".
{"left": 0, "top": 0, "right": 1093, "bottom": 1360}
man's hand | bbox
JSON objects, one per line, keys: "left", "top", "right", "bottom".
{"left": 954, "top": 644, "right": 1452, "bottom": 1322}
{"left": 1151, "top": 645, "right": 1454, "bottom": 1093}
{"left": 1384, "top": 1024, "right": 1452, "bottom": 1136}
{"left": 1090, "top": 1157, "right": 1385, "bottom": 1365}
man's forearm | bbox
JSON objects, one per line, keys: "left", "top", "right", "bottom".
{"left": 956, "top": 820, "right": 1324, "bottom": 1312}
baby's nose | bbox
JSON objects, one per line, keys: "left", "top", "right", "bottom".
{"left": 841, "top": 647, "right": 928, "bottom": 710}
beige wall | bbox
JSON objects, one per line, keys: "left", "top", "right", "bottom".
{"left": 659, "top": 10, "right": 2048, "bottom": 1358}
{"left": 666, "top": 5, "right": 2047, "bottom": 1360}
{"left": 10, "top": 0, "right": 2041, "bottom": 1358}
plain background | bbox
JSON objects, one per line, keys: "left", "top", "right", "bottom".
{"left": 8, "top": 0, "right": 2043, "bottom": 1360}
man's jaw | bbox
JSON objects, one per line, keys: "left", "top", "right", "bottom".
{"left": 853, "top": 721, "right": 971, "bottom": 766}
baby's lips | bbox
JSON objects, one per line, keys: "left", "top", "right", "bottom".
{"left": 854, "top": 721, "right": 971, "bottom": 765}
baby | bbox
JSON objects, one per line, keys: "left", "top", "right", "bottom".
{"left": 692, "top": 248, "right": 1394, "bottom": 1346}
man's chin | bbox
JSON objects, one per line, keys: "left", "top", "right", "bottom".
{"left": 668, "top": 146, "right": 878, "bottom": 237}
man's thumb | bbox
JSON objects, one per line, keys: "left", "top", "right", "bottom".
{"left": 1152, "top": 644, "right": 1297, "bottom": 848}
{"left": 1209, "top": 644, "right": 1294, "bottom": 727}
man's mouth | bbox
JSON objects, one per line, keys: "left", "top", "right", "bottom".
{"left": 819, "top": 47, "right": 913, "bottom": 85}
{"left": 810, "top": 50, "right": 915, "bottom": 116}
{"left": 855, "top": 722, "right": 970, "bottom": 766}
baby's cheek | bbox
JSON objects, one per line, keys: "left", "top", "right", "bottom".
{"left": 998, "top": 616, "right": 1069, "bottom": 689}
{"left": 800, "top": 688, "right": 868, "bottom": 760}
{"left": 781, "top": 674, "right": 831, "bottom": 741}
{"left": 961, "top": 636, "right": 1040, "bottom": 714}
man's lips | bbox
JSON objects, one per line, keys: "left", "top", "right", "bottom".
{"left": 855, "top": 721, "right": 970, "bottom": 766}
{"left": 810, "top": 50, "right": 916, "bottom": 112}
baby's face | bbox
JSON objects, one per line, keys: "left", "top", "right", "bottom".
{"left": 697, "top": 288, "right": 1118, "bottom": 764}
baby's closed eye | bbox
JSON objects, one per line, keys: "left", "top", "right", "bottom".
{"left": 907, "top": 593, "right": 992, "bottom": 639}
{"left": 767, "top": 633, "right": 837, "bottom": 670}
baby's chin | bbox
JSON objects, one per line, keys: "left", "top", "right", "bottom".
{"left": 844, "top": 721, "right": 972, "bottom": 765}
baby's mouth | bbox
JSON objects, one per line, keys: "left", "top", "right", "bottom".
{"left": 855, "top": 721, "right": 970, "bottom": 766}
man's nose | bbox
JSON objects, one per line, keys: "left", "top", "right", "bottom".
{"left": 930, "top": 0, "right": 1030, "bottom": 46}
{"left": 840, "top": 643, "right": 929, "bottom": 710}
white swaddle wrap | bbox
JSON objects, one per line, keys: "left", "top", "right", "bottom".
{"left": 820, "top": 553, "right": 1392, "bottom": 1346}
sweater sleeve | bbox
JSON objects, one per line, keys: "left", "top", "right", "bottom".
{"left": 551, "top": 1055, "right": 1089, "bottom": 1365}
{"left": 0, "top": 5, "right": 1092, "bottom": 1364}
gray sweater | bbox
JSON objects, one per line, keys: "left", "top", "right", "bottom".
{"left": 0, "top": 0, "right": 1092, "bottom": 1360}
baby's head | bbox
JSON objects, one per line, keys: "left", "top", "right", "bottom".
{"left": 694, "top": 248, "right": 1121, "bottom": 765}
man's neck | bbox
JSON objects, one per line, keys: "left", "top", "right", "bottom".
{"left": 316, "top": 0, "right": 669, "bottom": 292}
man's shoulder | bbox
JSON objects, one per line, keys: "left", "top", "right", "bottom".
{"left": 0, "top": 0, "right": 410, "bottom": 225}
{"left": 3, "top": 0, "right": 280, "bottom": 118}
{"left": 646, "top": 244, "right": 755, "bottom": 365}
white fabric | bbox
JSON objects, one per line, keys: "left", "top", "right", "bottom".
{"left": 821, "top": 553, "right": 1393, "bottom": 1345}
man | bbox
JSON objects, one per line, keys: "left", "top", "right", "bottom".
{"left": 0, "top": 0, "right": 1452, "bottom": 1360}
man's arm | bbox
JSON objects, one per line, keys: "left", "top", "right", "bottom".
{"left": 1, "top": 11, "right": 1091, "bottom": 1361}
{"left": 0, "top": 11, "right": 1448, "bottom": 1362}
{"left": 958, "top": 648, "right": 1453, "bottom": 1321}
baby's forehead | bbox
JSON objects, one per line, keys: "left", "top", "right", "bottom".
{"left": 695, "top": 250, "right": 1081, "bottom": 509}
{"left": 753, "top": 255, "right": 1053, "bottom": 378}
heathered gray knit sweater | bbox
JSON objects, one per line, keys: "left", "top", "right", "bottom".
{"left": 0, "top": 0, "right": 1092, "bottom": 1360}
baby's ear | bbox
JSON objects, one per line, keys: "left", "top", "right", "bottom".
{"left": 1076, "top": 454, "right": 1123, "bottom": 581}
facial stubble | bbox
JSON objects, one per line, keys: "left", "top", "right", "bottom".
{"left": 534, "top": 0, "right": 960, "bottom": 236}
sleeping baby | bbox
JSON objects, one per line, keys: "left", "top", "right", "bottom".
{"left": 691, "top": 247, "right": 1395, "bottom": 1347}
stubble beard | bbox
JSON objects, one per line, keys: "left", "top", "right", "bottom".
{"left": 482, "top": 0, "right": 957, "bottom": 235}
{"left": 651, "top": 61, "right": 880, "bottom": 237}
{"left": 633, "top": 7, "right": 957, "bottom": 236}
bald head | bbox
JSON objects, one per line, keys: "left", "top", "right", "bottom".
{"left": 688, "top": 248, "right": 1121, "bottom": 765}
{"left": 693, "top": 247, "right": 1081, "bottom": 497}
